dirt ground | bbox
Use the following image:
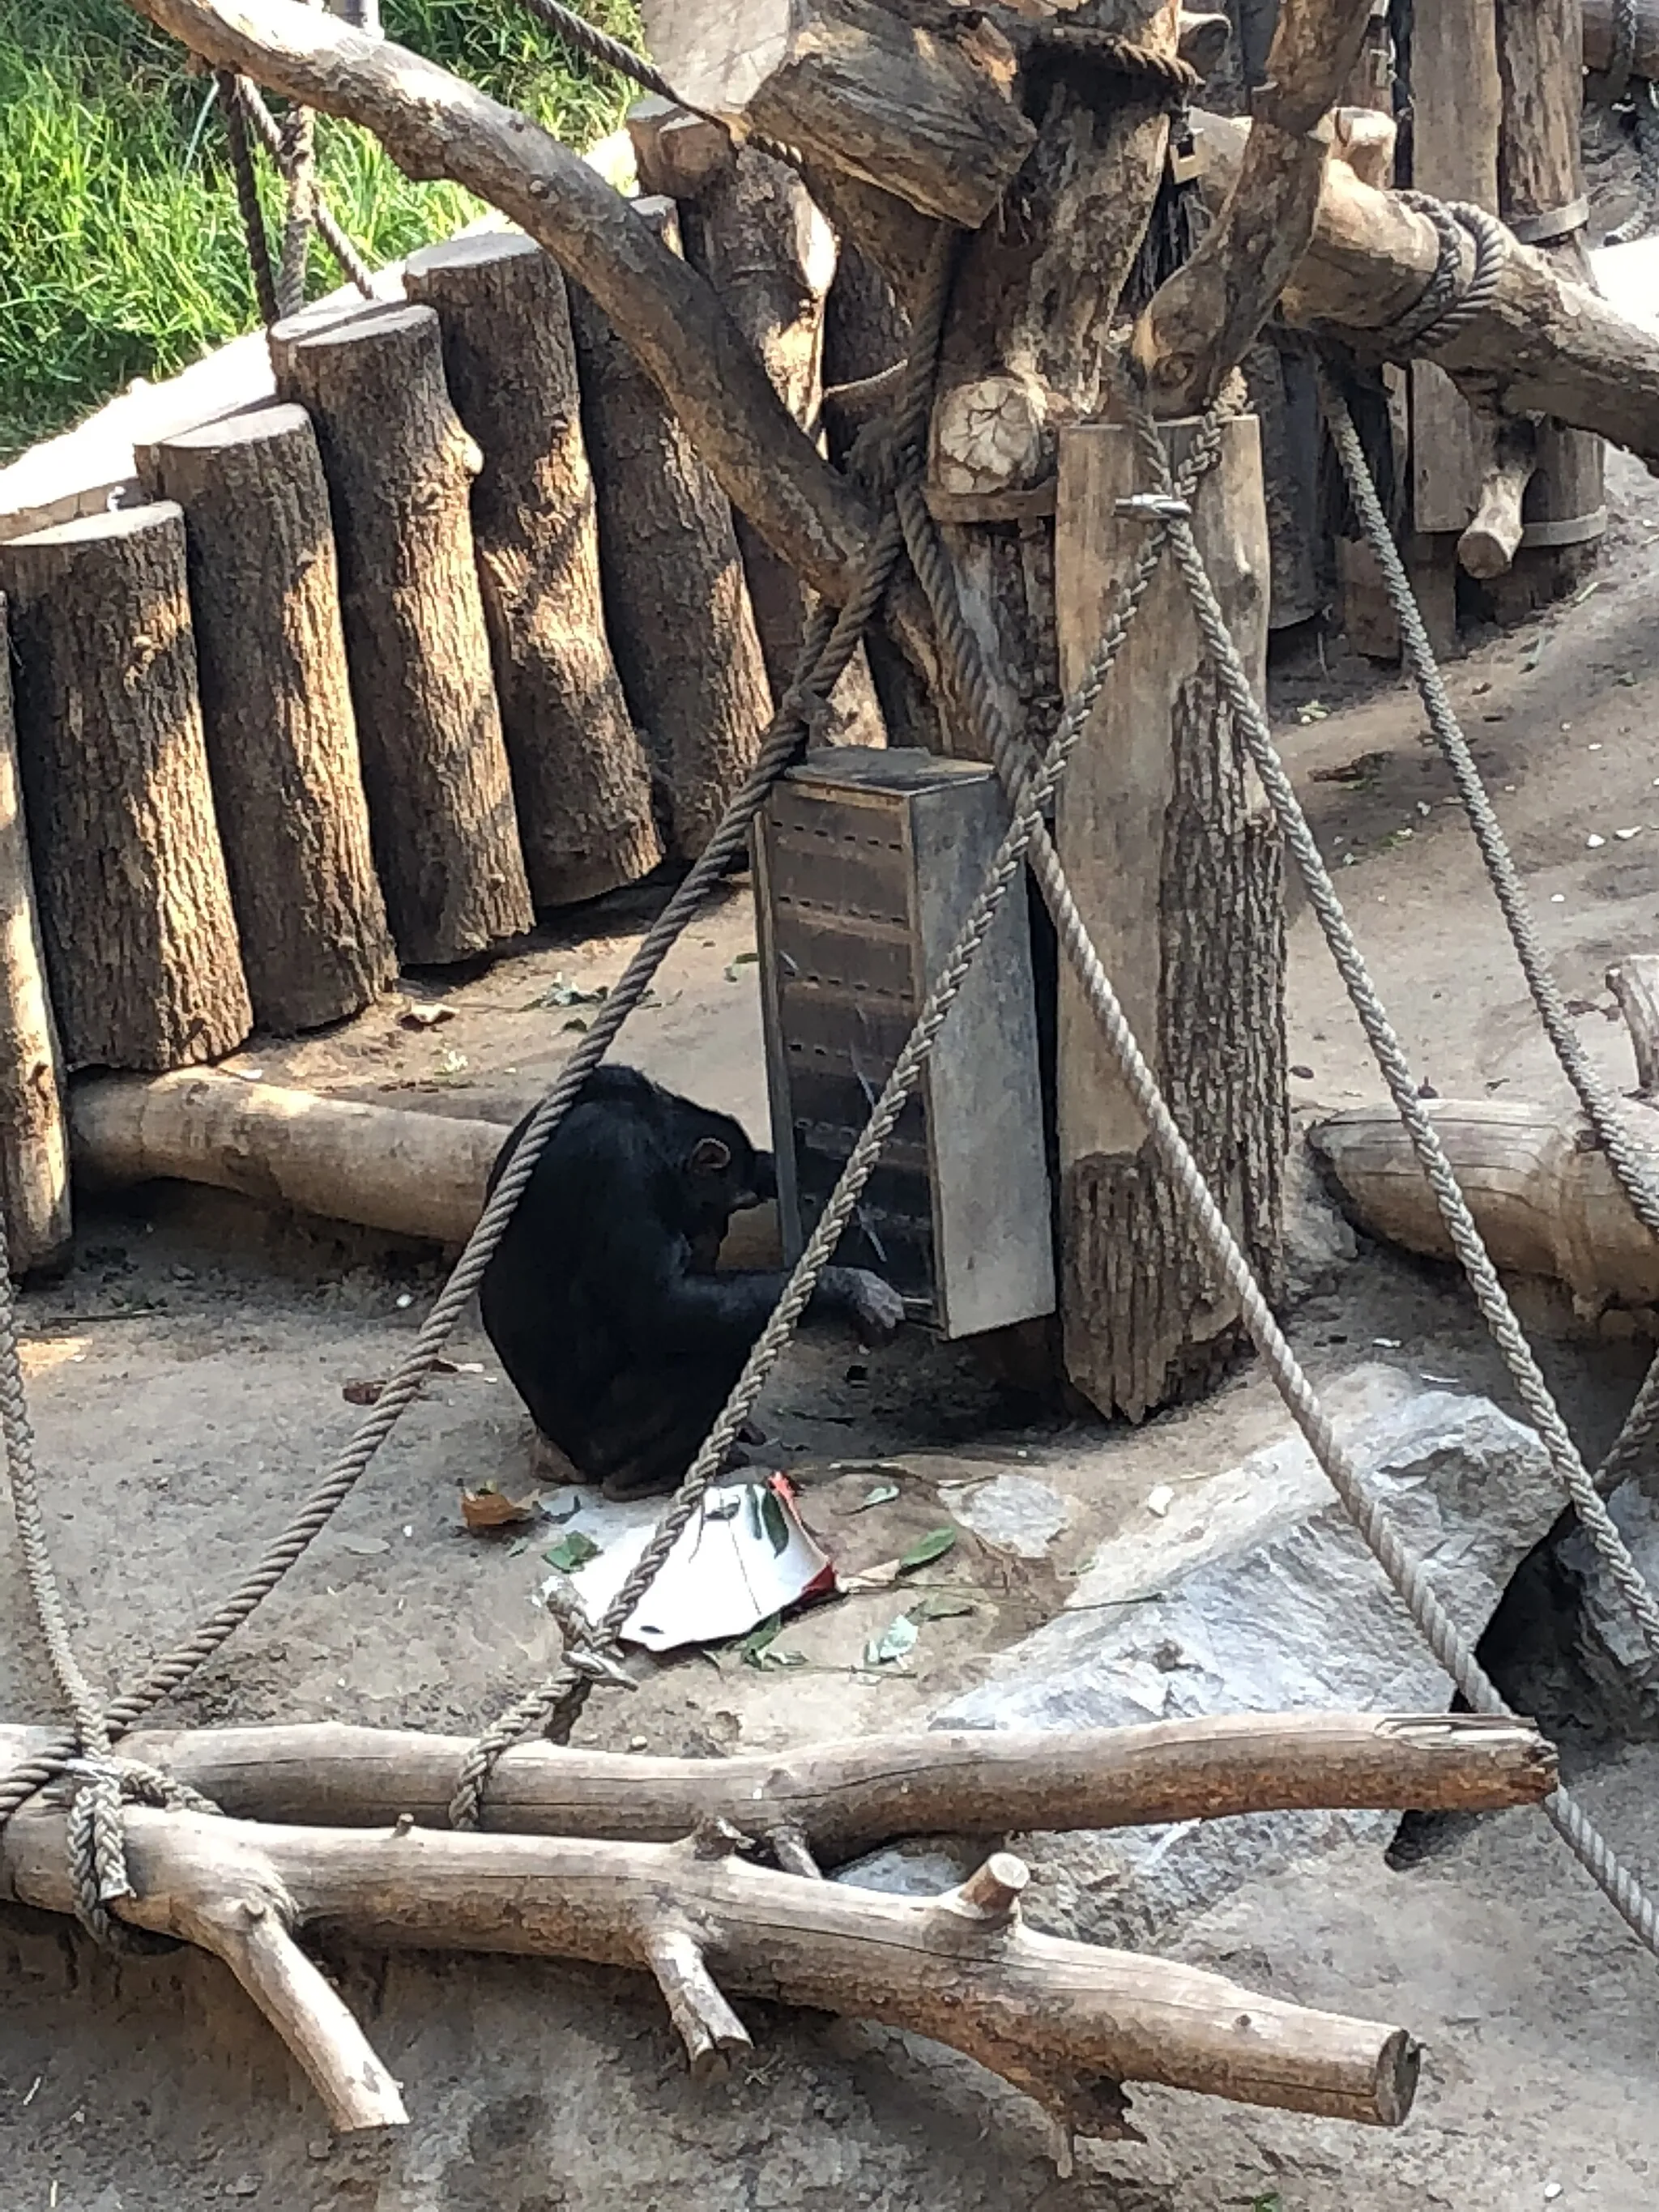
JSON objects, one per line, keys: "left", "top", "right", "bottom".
{"left": 9, "top": 406, "right": 1659, "bottom": 2212}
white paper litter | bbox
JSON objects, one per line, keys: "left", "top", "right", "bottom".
{"left": 552, "top": 1476, "right": 834, "bottom": 1653}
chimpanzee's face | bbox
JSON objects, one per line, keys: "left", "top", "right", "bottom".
{"left": 684, "top": 1127, "right": 774, "bottom": 1233}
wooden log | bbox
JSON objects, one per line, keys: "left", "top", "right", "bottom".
{"left": 270, "top": 302, "right": 533, "bottom": 965}
{"left": 1244, "top": 337, "right": 1320, "bottom": 629}
{"left": 133, "top": 406, "right": 396, "bottom": 1033}
{"left": 67, "top": 1067, "right": 782, "bottom": 1266}
{"left": 0, "top": 1711, "right": 1556, "bottom": 1856}
{"left": 1132, "top": 0, "right": 1379, "bottom": 416}
{"left": 1055, "top": 416, "right": 1285, "bottom": 1421}
{"left": 638, "top": 0, "right": 1036, "bottom": 230}
{"left": 1405, "top": 0, "right": 1502, "bottom": 611}
{"left": 402, "top": 233, "right": 663, "bottom": 909}
{"left": 666, "top": 139, "right": 887, "bottom": 748}
{"left": 1494, "top": 0, "right": 1606, "bottom": 617}
{"left": 568, "top": 199, "right": 774, "bottom": 861}
{"left": 1307, "top": 1097, "right": 1659, "bottom": 1309}
{"left": 0, "top": 507, "right": 252, "bottom": 1072}
{"left": 0, "top": 595, "right": 71, "bottom": 1276}
{"left": 1456, "top": 415, "right": 1540, "bottom": 578}
{"left": 1, "top": 1804, "right": 1423, "bottom": 2133}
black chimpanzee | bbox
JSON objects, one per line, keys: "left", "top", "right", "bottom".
{"left": 478, "top": 1065, "right": 907, "bottom": 1500}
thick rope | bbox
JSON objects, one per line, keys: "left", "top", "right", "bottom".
{"left": 449, "top": 393, "right": 1235, "bottom": 1822}
{"left": 275, "top": 103, "right": 318, "bottom": 321}
{"left": 218, "top": 71, "right": 279, "bottom": 327}
{"left": 1607, "top": 80, "right": 1659, "bottom": 247}
{"left": 1106, "top": 403, "right": 1659, "bottom": 1954}
{"left": 1601, "top": 0, "right": 1641, "bottom": 106}
{"left": 234, "top": 79, "right": 374, "bottom": 299}
{"left": 1318, "top": 360, "right": 1659, "bottom": 1505}
{"left": 1385, "top": 196, "right": 1509, "bottom": 359}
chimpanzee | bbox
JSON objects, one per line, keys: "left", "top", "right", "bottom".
{"left": 478, "top": 1065, "right": 907, "bottom": 1500}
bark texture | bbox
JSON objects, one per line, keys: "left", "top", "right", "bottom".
{"left": 1493, "top": 0, "right": 1605, "bottom": 614}
{"left": 403, "top": 232, "right": 663, "bottom": 907}
{"left": 135, "top": 404, "right": 395, "bottom": 1032}
{"left": 677, "top": 144, "right": 887, "bottom": 748}
{"left": 0, "top": 596, "right": 71, "bottom": 1276}
{"left": 1056, "top": 416, "right": 1285, "bottom": 1421}
{"left": 0, "top": 507, "right": 251, "bottom": 1072}
{"left": 568, "top": 199, "right": 773, "bottom": 861}
{"left": 270, "top": 301, "right": 533, "bottom": 965}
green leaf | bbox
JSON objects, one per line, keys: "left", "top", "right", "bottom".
{"left": 736, "top": 1613, "right": 783, "bottom": 1665}
{"left": 543, "top": 1531, "right": 600, "bottom": 1572}
{"left": 898, "top": 1525, "right": 957, "bottom": 1571}
{"left": 1252, "top": 2194, "right": 1284, "bottom": 2212}
{"left": 864, "top": 1613, "right": 919, "bottom": 1668}
{"left": 852, "top": 1481, "right": 901, "bottom": 1512}
{"left": 907, "top": 1592, "right": 975, "bottom": 1622}
{"left": 724, "top": 951, "right": 760, "bottom": 982}
{"left": 759, "top": 1485, "right": 791, "bottom": 1557}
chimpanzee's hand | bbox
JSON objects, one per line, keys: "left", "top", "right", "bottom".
{"left": 826, "top": 1267, "right": 906, "bottom": 1347}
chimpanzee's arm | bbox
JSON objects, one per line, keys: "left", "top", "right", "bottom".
{"left": 622, "top": 1255, "right": 906, "bottom": 1360}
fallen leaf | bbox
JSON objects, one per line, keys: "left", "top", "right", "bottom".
{"left": 864, "top": 1613, "right": 919, "bottom": 1667}
{"left": 399, "top": 1000, "right": 454, "bottom": 1029}
{"left": 839, "top": 1558, "right": 903, "bottom": 1594}
{"left": 462, "top": 1485, "right": 537, "bottom": 1532}
{"left": 907, "top": 1592, "right": 975, "bottom": 1622}
{"left": 544, "top": 1530, "right": 602, "bottom": 1572}
{"left": 852, "top": 1481, "right": 901, "bottom": 1512}
{"left": 526, "top": 974, "right": 608, "bottom": 1011}
{"left": 342, "top": 1378, "right": 385, "bottom": 1405}
{"left": 724, "top": 951, "right": 760, "bottom": 982}
{"left": 335, "top": 1534, "right": 391, "bottom": 1557}
{"left": 898, "top": 1526, "right": 957, "bottom": 1571}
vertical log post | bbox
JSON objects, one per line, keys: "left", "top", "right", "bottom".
{"left": 0, "top": 508, "right": 252, "bottom": 1072}
{"left": 1494, "top": 0, "right": 1606, "bottom": 615}
{"left": 567, "top": 198, "right": 774, "bottom": 862}
{"left": 1405, "top": 0, "right": 1503, "bottom": 651}
{"left": 0, "top": 595, "right": 70, "bottom": 1276}
{"left": 271, "top": 302, "right": 534, "bottom": 966}
{"left": 633, "top": 111, "right": 887, "bottom": 748}
{"left": 1054, "top": 416, "right": 1285, "bottom": 1421}
{"left": 403, "top": 233, "right": 664, "bottom": 907}
{"left": 134, "top": 406, "right": 396, "bottom": 1033}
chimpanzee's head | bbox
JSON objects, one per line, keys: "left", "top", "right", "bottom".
{"left": 683, "top": 1116, "right": 775, "bottom": 1229}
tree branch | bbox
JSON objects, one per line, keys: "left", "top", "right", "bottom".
{"left": 0, "top": 1711, "right": 1559, "bottom": 1859}
{"left": 1133, "top": 0, "right": 1378, "bottom": 413}
{"left": 125, "top": 0, "right": 875, "bottom": 605}
{"left": 1192, "top": 108, "right": 1659, "bottom": 465}
{"left": 2, "top": 1803, "right": 1423, "bottom": 2133}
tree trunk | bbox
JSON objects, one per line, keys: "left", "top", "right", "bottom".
{"left": 668, "top": 140, "right": 888, "bottom": 748}
{"left": 1056, "top": 416, "right": 1286, "bottom": 1421}
{"left": 0, "top": 597, "right": 70, "bottom": 1276}
{"left": 567, "top": 198, "right": 774, "bottom": 860}
{"left": 270, "top": 301, "right": 533, "bottom": 966}
{"left": 822, "top": 239, "right": 911, "bottom": 405}
{"left": 0, "top": 507, "right": 251, "bottom": 1072}
{"left": 1493, "top": 0, "right": 1606, "bottom": 616}
{"left": 403, "top": 232, "right": 664, "bottom": 907}
{"left": 134, "top": 405, "right": 396, "bottom": 1034}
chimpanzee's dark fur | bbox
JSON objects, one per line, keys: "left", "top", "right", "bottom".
{"left": 479, "top": 1065, "right": 905, "bottom": 1499}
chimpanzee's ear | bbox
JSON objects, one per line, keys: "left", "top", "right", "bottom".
{"left": 689, "top": 1136, "right": 732, "bottom": 1174}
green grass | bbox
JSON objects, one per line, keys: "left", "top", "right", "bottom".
{"left": 0, "top": 0, "right": 643, "bottom": 462}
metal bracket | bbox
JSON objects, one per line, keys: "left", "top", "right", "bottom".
{"left": 1115, "top": 493, "right": 1192, "bottom": 522}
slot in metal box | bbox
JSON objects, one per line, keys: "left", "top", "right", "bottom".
{"left": 753, "top": 748, "right": 1056, "bottom": 1339}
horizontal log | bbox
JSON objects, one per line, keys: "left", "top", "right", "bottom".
{"left": 0, "top": 1712, "right": 1559, "bottom": 1858}
{"left": 68, "top": 1068, "right": 781, "bottom": 1265}
{"left": 1192, "top": 109, "right": 1659, "bottom": 467}
{"left": 1, "top": 1802, "right": 1422, "bottom": 2132}
{"left": 1308, "top": 1097, "right": 1659, "bottom": 1308}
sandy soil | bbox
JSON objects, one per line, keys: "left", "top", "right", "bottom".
{"left": 6, "top": 417, "right": 1659, "bottom": 2212}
